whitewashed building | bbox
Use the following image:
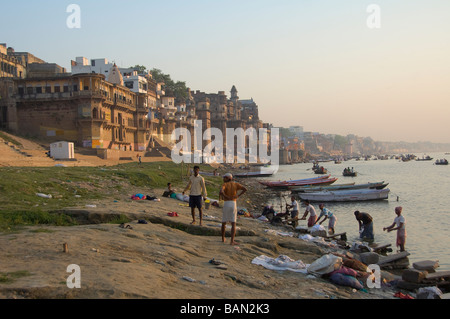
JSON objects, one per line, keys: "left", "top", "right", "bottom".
{"left": 50, "top": 141, "right": 75, "bottom": 160}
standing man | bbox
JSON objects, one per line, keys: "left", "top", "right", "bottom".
{"left": 300, "top": 200, "right": 318, "bottom": 227}
{"left": 286, "top": 196, "right": 300, "bottom": 228}
{"left": 183, "top": 166, "right": 207, "bottom": 226}
{"left": 219, "top": 173, "right": 247, "bottom": 245}
{"left": 384, "top": 206, "right": 407, "bottom": 252}
{"left": 354, "top": 211, "right": 374, "bottom": 241}
{"left": 316, "top": 203, "right": 338, "bottom": 235}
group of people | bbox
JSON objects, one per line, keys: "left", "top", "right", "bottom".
{"left": 271, "top": 197, "right": 406, "bottom": 252}
{"left": 182, "top": 166, "right": 247, "bottom": 246}
{"left": 353, "top": 208, "right": 407, "bottom": 251}
{"left": 178, "top": 166, "right": 407, "bottom": 251}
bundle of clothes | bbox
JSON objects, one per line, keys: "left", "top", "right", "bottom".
{"left": 131, "top": 193, "right": 160, "bottom": 201}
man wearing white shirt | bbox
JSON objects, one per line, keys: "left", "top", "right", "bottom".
{"left": 384, "top": 206, "right": 407, "bottom": 252}
{"left": 183, "top": 166, "right": 207, "bottom": 226}
{"left": 300, "top": 200, "right": 317, "bottom": 227}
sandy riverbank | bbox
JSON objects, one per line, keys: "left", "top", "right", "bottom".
{"left": 0, "top": 183, "right": 399, "bottom": 300}
{"left": 0, "top": 133, "right": 400, "bottom": 300}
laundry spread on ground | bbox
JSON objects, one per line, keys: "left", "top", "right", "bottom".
{"left": 251, "top": 255, "right": 309, "bottom": 273}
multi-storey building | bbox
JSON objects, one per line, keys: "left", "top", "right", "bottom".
{"left": 1, "top": 47, "right": 272, "bottom": 162}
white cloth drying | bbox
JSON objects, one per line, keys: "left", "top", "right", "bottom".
{"left": 251, "top": 255, "right": 309, "bottom": 273}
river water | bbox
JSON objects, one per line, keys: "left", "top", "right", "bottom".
{"left": 263, "top": 152, "right": 450, "bottom": 271}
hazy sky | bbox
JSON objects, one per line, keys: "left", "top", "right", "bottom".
{"left": 1, "top": 0, "right": 449, "bottom": 143}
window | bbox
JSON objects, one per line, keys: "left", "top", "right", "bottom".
{"left": 125, "top": 82, "right": 134, "bottom": 89}
{"left": 18, "top": 87, "right": 24, "bottom": 95}
{"left": 73, "top": 85, "right": 78, "bottom": 92}
{"left": 45, "top": 86, "right": 51, "bottom": 93}
{"left": 63, "top": 85, "right": 69, "bottom": 93}
{"left": 27, "top": 87, "right": 33, "bottom": 94}
{"left": 54, "top": 85, "right": 60, "bottom": 93}
{"left": 36, "top": 86, "right": 42, "bottom": 94}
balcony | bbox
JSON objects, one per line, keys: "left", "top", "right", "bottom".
{"left": 15, "top": 90, "right": 103, "bottom": 101}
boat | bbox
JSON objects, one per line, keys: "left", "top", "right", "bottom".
{"left": 259, "top": 175, "right": 338, "bottom": 189}
{"left": 298, "top": 188, "right": 390, "bottom": 202}
{"left": 235, "top": 165, "right": 277, "bottom": 178}
{"left": 435, "top": 159, "right": 449, "bottom": 165}
{"left": 291, "top": 181, "right": 389, "bottom": 193}
{"left": 259, "top": 175, "right": 330, "bottom": 187}
{"left": 416, "top": 155, "right": 433, "bottom": 161}
{"left": 401, "top": 154, "right": 416, "bottom": 162}
{"left": 312, "top": 163, "right": 327, "bottom": 175}
{"left": 343, "top": 168, "right": 357, "bottom": 177}
{"left": 235, "top": 171, "right": 275, "bottom": 178}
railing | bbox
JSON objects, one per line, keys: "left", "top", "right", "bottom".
{"left": 15, "top": 90, "right": 103, "bottom": 100}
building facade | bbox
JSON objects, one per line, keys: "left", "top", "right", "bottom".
{"left": 1, "top": 48, "right": 272, "bottom": 161}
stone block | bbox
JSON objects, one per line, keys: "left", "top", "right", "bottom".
{"left": 413, "top": 260, "right": 439, "bottom": 273}
{"left": 402, "top": 268, "right": 428, "bottom": 283}
{"left": 359, "top": 252, "right": 380, "bottom": 265}
{"left": 310, "top": 230, "right": 327, "bottom": 238}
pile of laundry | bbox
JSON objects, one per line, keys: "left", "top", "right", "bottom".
{"left": 252, "top": 253, "right": 383, "bottom": 292}
{"left": 131, "top": 193, "right": 160, "bottom": 201}
{"left": 251, "top": 255, "right": 309, "bottom": 274}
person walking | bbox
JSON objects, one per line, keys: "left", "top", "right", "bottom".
{"left": 300, "top": 200, "right": 318, "bottom": 227}
{"left": 384, "top": 206, "right": 407, "bottom": 252}
{"left": 354, "top": 211, "right": 374, "bottom": 241}
{"left": 219, "top": 173, "right": 247, "bottom": 245}
{"left": 183, "top": 166, "right": 207, "bottom": 226}
{"left": 316, "top": 203, "right": 337, "bottom": 235}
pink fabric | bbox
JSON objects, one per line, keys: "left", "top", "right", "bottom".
{"left": 330, "top": 266, "right": 359, "bottom": 278}
{"left": 397, "top": 229, "right": 407, "bottom": 247}
{"left": 308, "top": 215, "right": 318, "bottom": 227}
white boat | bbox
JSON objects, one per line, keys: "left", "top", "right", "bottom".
{"left": 291, "top": 181, "right": 388, "bottom": 193}
{"left": 235, "top": 165, "right": 278, "bottom": 178}
{"left": 298, "top": 188, "right": 390, "bottom": 202}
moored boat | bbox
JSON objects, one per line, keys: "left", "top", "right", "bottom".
{"left": 416, "top": 155, "right": 433, "bottom": 161}
{"left": 235, "top": 165, "right": 278, "bottom": 178}
{"left": 298, "top": 188, "right": 390, "bottom": 202}
{"left": 259, "top": 175, "right": 338, "bottom": 189}
{"left": 259, "top": 175, "right": 330, "bottom": 187}
{"left": 291, "top": 181, "right": 389, "bottom": 193}
{"left": 235, "top": 171, "right": 275, "bottom": 178}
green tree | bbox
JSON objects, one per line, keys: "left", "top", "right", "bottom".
{"left": 279, "top": 127, "right": 294, "bottom": 138}
{"left": 150, "top": 68, "right": 188, "bottom": 103}
{"left": 129, "top": 65, "right": 148, "bottom": 74}
{"left": 334, "top": 135, "right": 348, "bottom": 150}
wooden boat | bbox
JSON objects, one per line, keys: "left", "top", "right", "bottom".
{"left": 416, "top": 155, "right": 433, "bottom": 161}
{"left": 291, "top": 181, "right": 389, "bottom": 193}
{"left": 259, "top": 175, "right": 330, "bottom": 187}
{"left": 267, "top": 178, "right": 339, "bottom": 189}
{"left": 312, "top": 163, "right": 327, "bottom": 175}
{"left": 259, "top": 175, "right": 338, "bottom": 189}
{"left": 235, "top": 171, "right": 275, "bottom": 178}
{"left": 343, "top": 169, "right": 357, "bottom": 177}
{"left": 235, "top": 165, "right": 277, "bottom": 178}
{"left": 298, "top": 188, "right": 390, "bottom": 202}
{"left": 435, "top": 159, "right": 449, "bottom": 165}
{"left": 314, "top": 167, "right": 328, "bottom": 174}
